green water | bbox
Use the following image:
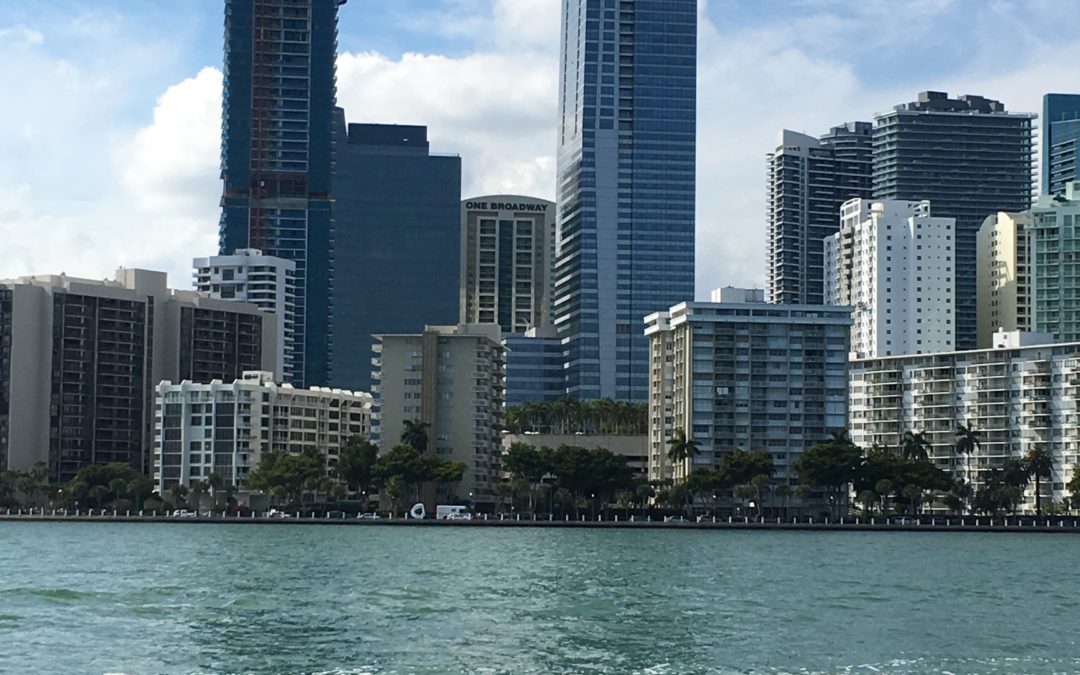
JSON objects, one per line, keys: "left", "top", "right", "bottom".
{"left": 0, "top": 523, "right": 1077, "bottom": 674}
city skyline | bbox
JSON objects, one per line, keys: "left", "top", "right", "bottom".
{"left": 1, "top": 0, "right": 1078, "bottom": 299}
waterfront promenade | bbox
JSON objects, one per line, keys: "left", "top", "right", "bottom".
{"left": 3, "top": 509, "right": 1080, "bottom": 533}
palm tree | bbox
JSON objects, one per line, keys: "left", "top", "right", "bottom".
{"left": 954, "top": 424, "right": 981, "bottom": 495}
{"left": 401, "top": 419, "right": 430, "bottom": 453}
{"left": 504, "top": 406, "right": 523, "bottom": 434}
{"left": 666, "top": 428, "right": 700, "bottom": 474}
{"left": 108, "top": 478, "right": 129, "bottom": 505}
{"left": 89, "top": 484, "right": 111, "bottom": 509}
{"left": 189, "top": 480, "right": 208, "bottom": 513}
{"left": 900, "top": 484, "right": 922, "bottom": 515}
{"left": 207, "top": 473, "right": 224, "bottom": 509}
{"left": 169, "top": 483, "right": 189, "bottom": 510}
{"left": 666, "top": 428, "right": 700, "bottom": 515}
{"left": 900, "top": 430, "right": 931, "bottom": 462}
{"left": 1025, "top": 448, "right": 1054, "bottom": 516}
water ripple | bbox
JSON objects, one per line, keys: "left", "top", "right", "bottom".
{"left": 0, "top": 523, "right": 1077, "bottom": 673}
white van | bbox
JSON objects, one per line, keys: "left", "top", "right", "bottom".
{"left": 436, "top": 505, "right": 472, "bottom": 520}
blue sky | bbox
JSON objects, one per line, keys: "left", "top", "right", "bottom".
{"left": 1, "top": 0, "right": 1077, "bottom": 295}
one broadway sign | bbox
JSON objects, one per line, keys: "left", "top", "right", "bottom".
{"left": 465, "top": 200, "right": 550, "bottom": 213}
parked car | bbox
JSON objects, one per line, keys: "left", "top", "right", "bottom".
{"left": 357, "top": 512, "right": 382, "bottom": 520}
{"left": 664, "top": 516, "right": 689, "bottom": 524}
{"left": 172, "top": 510, "right": 196, "bottom": 518}
{"left": 267, "top": 509, "right": 292, "bottom": 519}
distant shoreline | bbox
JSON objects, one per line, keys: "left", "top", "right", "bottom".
{"left": 2, "top": 513, "right": 1080, "bottom": 534}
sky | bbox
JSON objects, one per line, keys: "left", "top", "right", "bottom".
{"left": 1, "top": 0, "right": 1078, "bottom": 298}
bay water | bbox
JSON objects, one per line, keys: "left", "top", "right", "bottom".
{"left": 1, "top": 522, "right": 1077, "bottom": 674}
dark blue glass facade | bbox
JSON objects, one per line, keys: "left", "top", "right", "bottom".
{"left": 330, "top": 114, "right": 461, "bottom": 391}
{"left": 503, "top": 334, "right": 565, "bottom": 407}
{"left": 1043, "top": 94, "right": 1080, "bottom": 196}
{"left": 554, "top": 0, "right": 697, "bottom": 402}
{"left": 219, "top": 0, "right": 344, "bottom": 387}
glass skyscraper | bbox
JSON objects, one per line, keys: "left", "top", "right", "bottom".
{"left": 873, "top": 91, "right": 1034, "bottom": 351}
{"left": 766, "top": 122, "right": 873, "bottom": 306}
{"left": 554, "top": 0, "right": 697, "bottom": 402}
{"left": 1042, "top": 93, "right": 1080, "bottom": 197}
{"left": 219, "top": 0, "right": 345, "bottom": 387}
{"left": 330, "top": 113, "right": 461, "bottom": 392}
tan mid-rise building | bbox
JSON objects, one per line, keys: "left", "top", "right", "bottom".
{"left": 372, "top": 324, "right": 505, "bottom": 509}
{"left": 460, "top": 196, "right": 555, "bottom": 335}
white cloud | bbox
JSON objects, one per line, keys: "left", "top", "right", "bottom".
{"left": 113, "top": 67, "right": 222, "bottom": 276}
{"left": 336, "top": 49, "right": 558, "bottom": 200}
{"left": 0, "top": 25, "right": 44, "bottom": 45}
{"left": 0, "top": 59, "right": 221, "bottom": 286}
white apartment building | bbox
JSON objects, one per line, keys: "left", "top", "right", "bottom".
{"left": 153, "top": 371, "right": 372, "bottom": 493}
{"left": 194, "top": 249, "right": 297, "bottom": 384}
{"left": 849, "top": 332, "right": 1080, "bottom": 513}
{"left": 976, "top": 211, "right": 1031, "bottom": 348}
{"left": 825, "top": 198, "right": 955, "bottom": 359}
{"left": 646, "top": 290, "right": 853, "bottom": 489}
{"left": 372, "top": 324, "right": 506, "bottom": 509}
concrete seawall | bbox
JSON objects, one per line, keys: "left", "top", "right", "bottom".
{"left": 3, "top": 513, "right": 1080, "bottom": 534}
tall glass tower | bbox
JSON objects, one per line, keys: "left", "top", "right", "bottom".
{"left": 1042, "top": 93, "right": 1080, "bottom": 196}
{"left": 873, "top": 91, "right": 1034, "bottom": 351}
{"left": 554, "top": 0, "right": 697, "bottom": 402}
{"left": 219, "top": 0, "right": 345, "bottom": 387}
{"left": 766, "top": 122, "right": 873, "bottom": 306}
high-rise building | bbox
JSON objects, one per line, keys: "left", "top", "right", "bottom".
{"left": 848, "top": 331, "right": 1079, "bottom": 513}
{"left": 460, "top": 196, "right": 555, "bottom": 335}
{"left": 825, "top": 199, "right": 955, "bottom": 359}
{"left": 1028, "top": 183, "right": 1080, "bottom": 342}
{"left": 153, "top": 371, "right": 371, "bottom": 494}
{"left": 503, "top": 327, "right": 565, "bottom": 407}
{"left": 0, "top": 269, "right": 275, "bottom": 482}
{"left": 873, "top": 91, "right": 1035, "bottom": 350}
{"left": 194, "top": 249, "right": 297, "bottom": 383}
{"left": 1042, "top": 94, "right": 1080, "bottom": 196}
{"left": 766, "top": 123, "right": 873, "bottom": 305}
{"left": 645, "top": 289, "right": 853, "bottom": 491}
{"left": 554, "top": 0, "right": 697, "bottom": 402}
{"left": 219, "top": 0, "right": 346, "bottom": 387}
{"left": 976, "top": 212, "right": 1031, "bottom": 348}
{"left": 372, "top": 324, "right": 505, "bottom": 510}
{"left": 332, "top": 115, "right": 461, "bottom": 391}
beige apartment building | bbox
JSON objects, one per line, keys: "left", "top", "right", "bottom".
{"left": 0, "top": 268, "right": 274, "bottom": 482}
{"left": 372, "top": 324, "right": 506, "bottom": 509}
{"left": 460, "top": 196, "right": 555, "bottom": 334}
{"left": 976, "top": 211, "right": 1031, "bottom": 348}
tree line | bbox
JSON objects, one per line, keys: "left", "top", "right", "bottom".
{"left": 505, "top": 396, "right": 647, "bottom": 435}
{"left": 500, "top": 442, "right": 637, "bottom": 516}
{"left": 662, "top": 425, "right": 1078, "bottom": 519}
{"left": 0, "top": 420, "right": 465, "bottom": 514}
